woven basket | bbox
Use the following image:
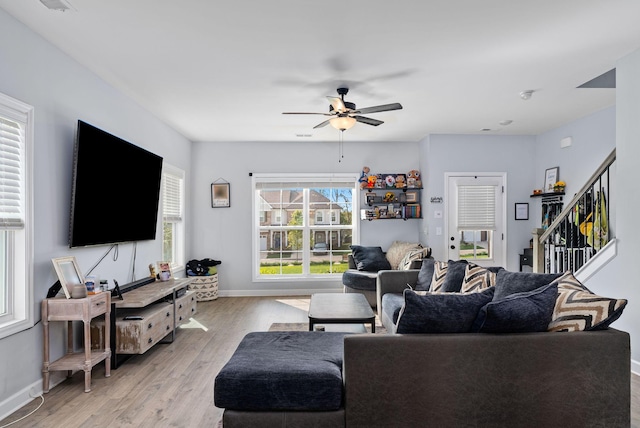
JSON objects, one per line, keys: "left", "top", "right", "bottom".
{"left": 188, "top": 274, "right": 218, "bottom": 301}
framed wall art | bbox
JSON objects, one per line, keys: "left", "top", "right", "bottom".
{"left": 515, "top": 203, "right": 529, "bottom": 220}
{"left": 544, "top": 167, "right": 559, "bottom": 193}
{"left": 211, "top": 181, "right": 230, "bottom": 208}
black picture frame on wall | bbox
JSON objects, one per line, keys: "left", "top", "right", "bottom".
{"left": 515, "top": 203, "right": 529, "bottom": 220}
{"left": 211, "top": 182, "right": 230, "bottom": 208}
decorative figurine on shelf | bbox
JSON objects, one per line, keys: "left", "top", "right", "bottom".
{"left": 359, "top": 166, "right": 370, "bottom": 189}
{"left": 395, "top": 174, "right": 406, "bottom": 188}
{"left": 384, "top": 175, "right": 396, "bottom": 188}
{"left": 367, "top": 174, "right": 377, "bottom": 189}
{"left": 383, "top": 191, "right": 395, "bottom": 203}
{"left": 375, "top": 174, "right": 384, "bottom": 188}
{"left": 407, "top": 170, "right": 421, "bottom": 188}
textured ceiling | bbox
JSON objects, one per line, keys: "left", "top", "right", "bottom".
{"left": 2, "top": 1, "right": 640, "bottom": 142}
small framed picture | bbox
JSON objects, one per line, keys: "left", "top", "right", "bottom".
{"left": 405, "top": 191, "right": 418, "bottom": 203}
{"left": 515, "top": 203, "right": 529, "bottom": 220}
{"left": 157, "top": 261, "right": 172, "bottom": 281}
{"left": 544, "top": 167, "right": 559, "bottom": 193}
{"left": 51, "top": 256, "right": 85, "bottom": 299}
{"left": 211, "top": 182, "right": 230, "bottom": 208}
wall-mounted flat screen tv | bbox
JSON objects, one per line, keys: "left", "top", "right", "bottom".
{"left": 69, "top": 120, "right": 163, "bottom": 247}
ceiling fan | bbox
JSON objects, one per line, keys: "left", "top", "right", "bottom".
{"left": 283, "top": 87, "right": 403, "bottom": 131}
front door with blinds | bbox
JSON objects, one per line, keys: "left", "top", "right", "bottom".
{"left": 446, "top": 174, "right": 506, "bottom": 267}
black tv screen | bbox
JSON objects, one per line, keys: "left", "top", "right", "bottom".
{"left": 69, "top": 120, "right": 163, "bottom": 247}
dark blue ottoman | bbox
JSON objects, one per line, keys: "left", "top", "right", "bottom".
{"left": 214, "top": 331, "right": 348, "bottom": 412}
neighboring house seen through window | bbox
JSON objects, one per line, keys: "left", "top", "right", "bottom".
{"left": 252, "top": 174, "right": 358, "bottom": 280}
{"left": 0, "top": 93, "right": 33, "bottom": 339}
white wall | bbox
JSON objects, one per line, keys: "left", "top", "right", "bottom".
{"left": 420, "top": 134, "right": 537, "bottom": 271}
{"left": 0, "top": 9, "right": 192, "bottom": 410}
{"left": 190, "top": 140, "right": 422, "bottom": 295}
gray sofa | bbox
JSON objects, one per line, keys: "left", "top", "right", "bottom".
{"left": 216, "top": 268, "right": 631, "bottom": 427}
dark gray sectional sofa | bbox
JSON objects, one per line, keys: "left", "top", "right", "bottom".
{"left": 215, "top": 263, "right": 631, "bottom": 427}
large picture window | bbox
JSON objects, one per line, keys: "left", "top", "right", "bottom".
{"left": 0, "top": 93, "right": 33, "bottom": 339}
{"left": 252, "top": 174, "right": 358, "bottom": 280}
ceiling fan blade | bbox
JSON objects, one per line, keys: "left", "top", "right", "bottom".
{"left": 354, "top": 116, "right": 384, "bottom": 126}
{"left": 283, "top": 112, "right": 332, "bottom": 116}
{"left": 353, "top": 103, "right": 403, "bottom": 115}
{"left": 313, "top": 119, "right": 332, "bottom": 129}
{"left": 327, "top": 96, "right": 346, "bottom": 112}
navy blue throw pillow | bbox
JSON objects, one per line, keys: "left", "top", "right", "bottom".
{"left": 415, "top": 258, "right": 435, "bottom": 291}
{"left": 493, "top": 270, "right": 562, "bottom": 300}
{"left": 396, "top": 287, "right": 495, "bottom": 334}
{"left": 441, "top": 259, "right": 469, "bottom": 292}
{"left": 350, "top": 245, "right": 391, "bottom": 271}
{"left": 472, "top": 283, "right": 558, "bottom": 333}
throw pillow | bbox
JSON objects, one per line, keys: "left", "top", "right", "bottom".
{"left": 396, "top": 287, "right": 495, "bottom": 334}
{"left": 547, "top": 271, "right": 628, "bottom": 332}
{"left": 430, "top": 261, "right": 448, "bottom": 292}
{"left": 385, "top": 241, "right": 419, "bottom": 270}
{"left": 493, "top": 270, "right": 562, "bottom": 300}
{"left": 398, "top": 246, "right": 430, "bottom": 270}
{"left": 472, "top": 283, "right": 558, "bottom": 333}
{"left": 349, "top": 245, "right": 391, "bottom": 272}
{"left": 415, "top": 258, "right": 435, "bottom": 291}
{"left": 460, "top": 263, "right": 498, "bottom": 293}
{"left": 441, "top": 259, "right": 469, "bottom": 292}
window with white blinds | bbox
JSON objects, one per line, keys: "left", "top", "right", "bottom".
{"left": 457, "top": 185, "right": 496, "bottom": 230}
{"left": 0, "top": 92, "right": 33, "bottom": 339}
{"left": 0, "top": 116, "right": 25, "bottom": 230}
{"left": 162, "top": 172, "right": 182, "bottom": 222}
{"left": 162, "top": 165, "right": 185, "bottom": 270}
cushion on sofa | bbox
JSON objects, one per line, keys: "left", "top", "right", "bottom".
{"left": 547, "top": 271, "right": 628, "bottom": 332}
{"left": 493, "top": 270, "right": 562, "bottom": 300}
{"left": 415, "top": 258, "right": 435, "bottom": 291}
{"left": 472, "top": 283, "right": 557, "bottom": 333}
{"left": 381, "top": 292, "right": 406, "bottom": 330}
{"left": 398, "top": 246, "right": 430, "bottom": 270}
{"left": 460, "top": 263, "right": 500, "bottom": 293}
{"left": 350, "top": 245, "right": 391, "bottom": 271}
{"left": 214, "top": 332, "right": 347, "bottom": 411}
{"left": 430, "top": 261, "right": 448, "bottom": 292}
{"left": 440, "top": 259, "right": 469, "bottom": 292}
{"left": 385, "top": 241, "right": 420, "bottom": 270}
{"left": 396, "top": 287, "right": 495, "bottom": 334}
{"left": 341, "top": 269, "right": 378, "bottom": 291}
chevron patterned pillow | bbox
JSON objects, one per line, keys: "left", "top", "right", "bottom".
{"left": 460, "top": 263, "right": 497, "bottom": 293}
{"left": 548, "top": 271, "right": 627, "bottom": 332}
{"left": 429, "top": 261, "right": 448, "bottom": 292}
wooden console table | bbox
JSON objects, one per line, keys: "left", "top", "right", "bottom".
{"left": 91, "top": 278, "right": 195, "bottom": 368}
{"left": 42, "top": 292, "right": 111, "bottom": 393}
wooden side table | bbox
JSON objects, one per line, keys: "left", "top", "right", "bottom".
{"left": 42, "top": 292, "right": 111, "bottom": 393}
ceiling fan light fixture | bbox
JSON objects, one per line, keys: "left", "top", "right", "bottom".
{"left": 39, "top": 0, "right": 74, "bottom": 11}
{"left": 330, "top": 116, "right": 356, "bottom": 131}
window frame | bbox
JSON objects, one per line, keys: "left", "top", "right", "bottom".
{"left": 161, "top": 164, "right": 185, "bottom": 273}
{"left": 0, "top": 92, "right": 34, "bottom": 339}
{"left": 252, "top": 173, "right": 359, "bottom": 282}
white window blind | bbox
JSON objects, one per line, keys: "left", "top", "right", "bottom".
{"left": 163, "top": 172, "right": 182, "bottom": 222}
{"left": 457, "top": 185, "right": 496, "bottom": 230}
{"left": 0, "top": 116, "right": 25, "bottom": 230}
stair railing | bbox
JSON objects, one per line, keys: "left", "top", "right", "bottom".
{"left": 533, "top": 148, "right": 615, "bottom": 273}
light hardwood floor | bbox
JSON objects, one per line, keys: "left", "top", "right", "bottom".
{"left": 1, "top": 296, "right": 639, "bottom": 427}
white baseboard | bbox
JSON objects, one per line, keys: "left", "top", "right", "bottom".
{"left": 0, "top": 373, "right": 66, "bottom": 422}
{"left": 632, "top": 359, "right": 640, "bottom": 376}
{"left": 217, "top": 287, "right": 343, "bottom": 298}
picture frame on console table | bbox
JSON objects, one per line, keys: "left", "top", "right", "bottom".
{"left": 211, "top": 181, "right": 230, "bottom": 208}
{"left": 51, "top": 256, "right": 85, "bottom": 299}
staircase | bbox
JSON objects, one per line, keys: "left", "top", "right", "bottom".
{"left": 532, "top": 149, "right": 616, "bottom": 280}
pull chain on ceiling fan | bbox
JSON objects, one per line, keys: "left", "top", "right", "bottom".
{"left": 283, "top": 87, "right": 403, "bottom": 131}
